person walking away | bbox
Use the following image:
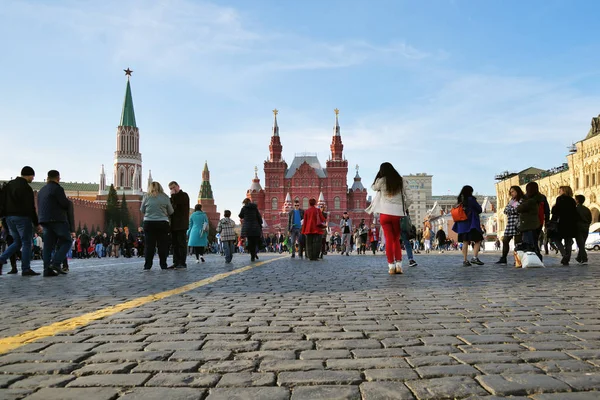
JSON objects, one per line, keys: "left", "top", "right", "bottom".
{"left": 401, "top": 210, "right": 418, "bottom": 267}
{"left": 319, "top": 204, "right": 329, "bottom": 258}
{"left": 302, "top": 198, "right": 326, "bottom": 261}
{"left": 368, "top": 223, "right": 379, "bottom": 255}
{"left": 550, "top": 186, "right": 579, "bottom": 266}
{"left": 288, "top": 200, "right": 305, "bottom": 259}
{"left": 0, "top": 166, "right": 40, "bottom": 276}
{"left": 366, "top": 162, "right": 407, "bottom": 275}
{"left": 575, "top": 194, "right": 592, "bottom": 265}
{"left": 168, "top": 181, "right": 190, "bottom": 269}
{"left": 358, "top": 219, "right": 368, "bottom": 254}
{"left": 141, "top": 181, "right": 174, "bottom": 270}
{"left": 423, "top": 225, "right": 432, "bottom": 253}
{"left": 496, "top": 185, "right": 524, "bottom": 265}
{"left": 37, "top": 170, "right": 72, "bottom": 277}
{"left": 239, "top": 198, "right": 262, "bottom": 262}
{"left": 340, "top": 212, "right": 352, "bottom": 256}
{"left": 435, "top": 227, "right": 447, "bottom": 253}
{"left": 217, "top": 210, "right": 236, "bottom": 263}
{"left": 452, "top": 185, "right": 485, "bottom": 267}
{"left": 188, "top": 204, "right": 209, "bottom": 264}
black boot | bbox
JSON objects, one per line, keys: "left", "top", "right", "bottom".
{"left": 495, "top": 257, "right": 507, "bottom": 265}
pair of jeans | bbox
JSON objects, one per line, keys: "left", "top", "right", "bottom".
{"left": 171, "top": 229, "right": 187, "bottom": 267}
{"left": 522, "top": 229, "right": 543, "bottom": 261}
{"left": 144, "top": 221, "right": 170, "bottom": 269}
{"left": 576, "top": 231, "right": 588, "bottom": 262}
{"left": 402, "top": 235, "right": 414, "bottom": 260}
{"left": 223, "top": 240, "right": 235, "bottom": 263}
{"left": 556, "top": 237, "right": 574, "bottom": 264}
{"left": 41, "top": 221, "right": 72, "bottom": 270}
{"left": 0, "top": 216, "right": 33, "bottom": 271}
{"left": 290, "top": 227, "right": 301, "bottom": 256}
{"left": 341, "top": 233, "right": 351, "bottom": 254}
{"left": 380, "top": 214, "right": 402, "bottom": 264}
{"left": 95, "top": 243, "right": 103, "bottom": 257}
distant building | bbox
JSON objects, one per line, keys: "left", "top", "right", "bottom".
{"left": 197, "top": 162, "right": 221, "bottom": 229}
{"left": 246, "top": 109, "right": 370, "bottom": 233}
{"left": 495, "top": 112, "right": 600, "bottom": 235}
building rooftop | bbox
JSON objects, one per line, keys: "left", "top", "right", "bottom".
{"left": 0, "top": 180, "right": 99, "bottom": 192}
{"left": 285, "top": 155, "right": 327, "bottom": 179}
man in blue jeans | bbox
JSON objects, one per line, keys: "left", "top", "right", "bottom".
{"left": 0, "top": 166, "right": 40, "bottom": 276}
{"left": 288, "top": 201, "right": 304, "bottom": 258}
{"left": 38, "top": 170, "right": 73, "bottom": 277}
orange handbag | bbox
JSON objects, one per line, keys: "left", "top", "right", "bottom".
{"left": 451, "top": 205, "right": 468, "bottom": 222}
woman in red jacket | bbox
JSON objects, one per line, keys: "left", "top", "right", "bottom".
{"left": 302, "top": 198, "right": 326, "bottom": 261}
{"left": 368, "top": 223, "right": 379, "bottom": 255}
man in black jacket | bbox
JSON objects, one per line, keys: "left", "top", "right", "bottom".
{"left": 287, "top": 201, "right": 304, "bottom": 258}
{"left": 38, "top": 170, "right": 72, "bottom": 276}
{"left": 0, "top": 166, "right": 40, "bottom": 276}
{"left": 169, "top": 181, "right": 190, "bottom": 268}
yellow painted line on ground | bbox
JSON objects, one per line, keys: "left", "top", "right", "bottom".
{"left": 0, "top": 255, "right": 287, "bottom": 355}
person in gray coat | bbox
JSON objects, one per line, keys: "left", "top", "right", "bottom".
{"left": 141, "top": 181, "right": 174, "bottom": 270}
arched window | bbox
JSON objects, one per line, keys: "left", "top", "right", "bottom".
{"left": 303, "top": 197, "right": 309, "bottom": 209}
{"left": 271, "top": 197, "right": 278, "bottom": 210}
{"left": 334, "top": 196, "right": 340, "bottom": 210}
{"left": 295, "top": 197, "right": 300, "bottom": 204}
{"left": 119, "top": 170, "right": 125, "bottom": 187}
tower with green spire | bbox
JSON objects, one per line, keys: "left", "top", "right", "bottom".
{"left": 197, "top": 161, "right": 220, "bottom": 229}
{"left": 112, "top": 68, "right": 143, "bottom": 194}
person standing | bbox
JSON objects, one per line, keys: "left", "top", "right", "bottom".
{"left": 141, "top": 181, "right": 174, "bottom": 270}
{"left": 136, "top": 227, "right": 145, "bottom": 258}
{"left": 319, "top": 204, "right": 329, "bottom": 258}
{"left": 496, "top": 185, "right": 524, "bottom": 265}
{"left": 452, "top": 185, "right": 485, "bottom": 267}
{"left": 302, "top": 198, "right": 326, "bottom": 261}
{"left": 400, "top": 210, "right": 418, "bottom": 267}
{"left": 169, "top": 181, "right": 190, "bottom": 269}
{"left": 575, "top": 194, "right": 592, "bottom": 265}
{"left": 288, "top": 200, "right": 305, "bottom": 259}
{"left": 368, "top": 223, "right": 379, "bottom": 255}
{"left": 550, "top": 186, "right": 579, "bottom": 266}
{"left": 37, "top": 170, "right": 72, "bottom": 277}
{"left": 217, "top": 210, "right": 236, "bottom": 263}
{"left": 340, "top": 212, "right": 352, "bottom": 256}
{"left": 358, "top": 219, "right": 368, "bottom": 254}
{"left": 435, "top": 227, "right": 447, "bottom": 254}
{"left": 122, "top": 226, "right": 134, "bottom": 258}
{"left": 366, "top": 162, "right": 407, "bottom": 275}
{"left": 0, "top": 166, "right": 40, "bottom": 276}
{"left": 188, "top": 204, "right": 209, "bottom": 263}
{"left": 239, "top": 198, "right": 262, "bottom": 262}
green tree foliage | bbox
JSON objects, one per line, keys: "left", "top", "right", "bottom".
{"left": 120, "top": 193, "right": 130, "bottom": 228}
{"left": 76, "top": 222, "right": 82, "bottom": 236}
{"left": 105, "top": 184, "right": 119, "bottom": 231}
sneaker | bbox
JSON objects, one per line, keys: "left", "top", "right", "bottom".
{"left": 462, "top": 260, "right": 472, "bottom": 267}
{"left": 580, "top": 260, "right": 588, "bottom": 265}
{"left": 201, "top": 257, "right": 205, "bottom": 263}
{"left": 388, "top": 263, "right": 396, "bottom": 275}
{"left": 409, "top": 259, "right": 418, "bottom": 267}
{"left": 196, "top": 259, "right": 200, "bottom": 264}
{"left": 495, "top": 258, "right": 507, "bottom": 265}
{"left": 470, "top": 257, "right": 484, "bottom": 265}
{"left": 42, "top": 269, "right": 58, "bottom": 277}
{"left": 395, "top": 260, "right": 403, "bottom": 274}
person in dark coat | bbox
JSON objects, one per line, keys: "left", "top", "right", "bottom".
{"left": 551, "top": 185, "right": 579, "bottom": 266}
{"left": 575, "top": 194, "right": 592, "bottom": 265}
{"left": 239, "top": 198, "right": 263, "bottom": 262}
{"left": 37, "top": 170, "right": 72, "bottom": 276}
{"left": 517, "top": 183, "right": 545, "bottom": 261}
{"left": 0, "top": 166, "right": 40, "bottom": 276}
{"left": 168, "top": 181, "right": 190, "bottom": 268}
{"left": 451, "top": 185, "right": 484, "bottom": 267}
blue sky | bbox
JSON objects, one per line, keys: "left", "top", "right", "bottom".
{"left": 1, "top": 0, "right": 599, "bottom": 221}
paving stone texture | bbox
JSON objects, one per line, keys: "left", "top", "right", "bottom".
{"left": 1, "top": 251, "right": 600, "bottom": 399}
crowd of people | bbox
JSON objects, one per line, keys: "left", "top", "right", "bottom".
{"left": 0, "top": 164, "right": 594, "bottom": 276}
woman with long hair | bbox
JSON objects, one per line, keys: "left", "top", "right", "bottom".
{"left": 140, "top": 181, "right": 174, "bottom": 270}
{"left": 366, "top": 162, "right": 406, "bottom": 275}
{"left": 239, "top": 198, "right": 263, "bottom": 262}
{"left": 550, "top": 185, "right": 579, "bottom": 265}
{"left": 452, "top": 185, "right": 484, "bottom": 266}
{"left": 496, "top": 185, "right": 524, "bottom": 265}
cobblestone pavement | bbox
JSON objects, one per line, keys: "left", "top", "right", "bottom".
{"left": 1, "top": 250, "right": 600, "bottom": 399}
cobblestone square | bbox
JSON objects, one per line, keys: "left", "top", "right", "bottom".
{"left": 1, "top": 251, "right": 600, "bottom": 399}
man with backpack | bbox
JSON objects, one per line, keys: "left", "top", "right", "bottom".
{"left": 0, "top": 166, "right": 40, "bottom": 276}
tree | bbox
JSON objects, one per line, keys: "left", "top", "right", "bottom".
{"left": 120, "top": 194, "right": 130, "bottom": 228}
{"left": 106, "top": 184, "right": 119, "bottom": 231}
{"left": 76, "top": 222, "right": 82, "bottom": 236}
{"left": 83, "top": 223, "right": 89, "bottom": 234}
{"left": 90, "top": 225, "right": 96, "bottom": 235}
